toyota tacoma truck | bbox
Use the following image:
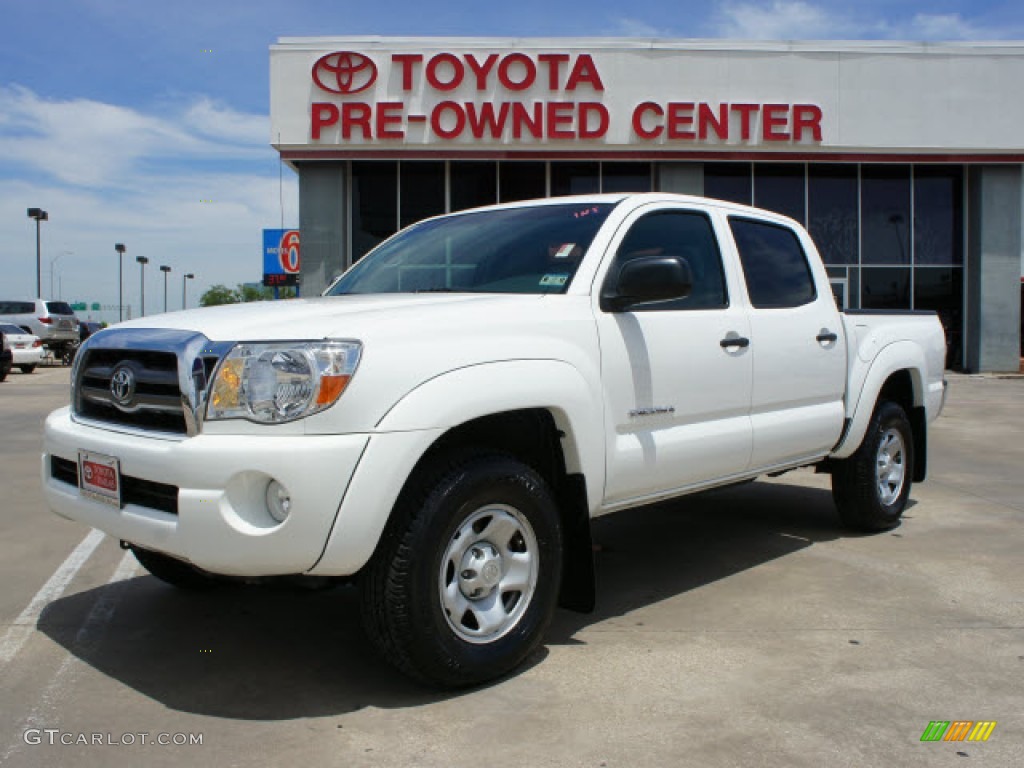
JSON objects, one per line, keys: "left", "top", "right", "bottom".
{"left": 42, "top": 193, "right": 947, "bottom": 687}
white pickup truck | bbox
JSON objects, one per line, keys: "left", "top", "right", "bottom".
{"left": 43, "top": 193, "right": 947, "bottom": 687}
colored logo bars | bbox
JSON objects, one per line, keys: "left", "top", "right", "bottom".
{"left": 920, "top": 721, "right": 997, "bottom": 742}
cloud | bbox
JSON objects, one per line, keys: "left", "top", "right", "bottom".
{"left": 712, "top": 1, "right": 836, "bottom": 40}
{"left": 0, "top": 86, "right": 268, "bottom": 187}
{"left": 708, "top": 2, "right": 1017, "bottom": 40}
{"left": 0, "top": 86, "right": 295, "bottom": 316}
{"left": 612, "top": 17, "right": 670, "bottom": 37}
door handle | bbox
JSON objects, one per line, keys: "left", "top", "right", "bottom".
{"left": 720, "top": 336, "right": 750, "bottom": 349}
{"left": 816, "top": 332, "right": 838, "bottom": 343}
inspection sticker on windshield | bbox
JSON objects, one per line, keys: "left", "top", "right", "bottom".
{"left": 553, "top": 243, "right": 577, "bottom": 259}
{"left": 78, "top": 450, "right": 122, "bottom": 507}
{"left": 540, "top": 274, "right": 569, "bottom": 287}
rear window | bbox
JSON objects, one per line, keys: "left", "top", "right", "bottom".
{"left": 45, "top": 301, "right": 75, "bottom": 315}
{"left": 0, "top": 324, "right": 26, "bottom": 335}
{"left": 0, "top": 301, "right": 35, "bottom": 314}
{"left": 729, "top": 218, "right": 817, "bottom": 309}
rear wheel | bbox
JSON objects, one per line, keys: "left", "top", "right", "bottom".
{"left": 131, "top": 547, "right": 217, "bottom": 590}
{"left": 360, "top": 454, "right": 562, "bottom": 688}
{"left": 19, "top": 365, "right": 36, "bottom": 374}
{"left": 832, "top": 400, "right": 914, "bottom": 531}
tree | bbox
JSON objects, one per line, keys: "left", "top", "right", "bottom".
{"left": 199, "top": 283, "right": 296, "bottom": 307}
{"left": 199, "top": 284, "right": 240, "bottom": 307}
{"left": 237, "top": 283, "right": 273, "bottom": 302}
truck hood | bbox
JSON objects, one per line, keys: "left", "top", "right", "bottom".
{"left": 109, "top": 293, "right": 544, "bottom": 342}
{"left": 99, "top": 292, "right": 600, "bottom": 436}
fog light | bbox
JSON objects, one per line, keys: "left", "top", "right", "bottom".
{"left": 265, "top": 480, "right": 291, "bottom": 524}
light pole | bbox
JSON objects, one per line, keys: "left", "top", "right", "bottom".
{"left": 182, "top": 273, "right": 195, "bottom": 309}
{"left": 115, "top": 243, "right": 126, "bottom": 322}
{"left": 27, "top": 208, "right": 49, "bottom": 297}
{"left": 160, "top": 265, "right": 172, "bottom": 313}
{"left": 50, "top": 250, "right": 72, "bottom": 299}
{"left": 136, "top": 256, "right": 149, "bottom": 316}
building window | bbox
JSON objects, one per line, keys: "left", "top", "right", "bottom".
{"left": 705, "top": 162, "right": 752, "bottom": 205}
{"left": 400, "top": 161, "right": 446, "bottom": 228}
{"left": 601, "top": 162, "right": 652, "bottom": 193}
{"left": 450, "top": 161, "right": 497, "bottom": 212}
{"left": 861, "top": 166, "right": 911, "bottom": 265}
{"left": 808, "top": 164, "right": 858, "bottom": 265}
{"left": 913, "top": 166, "right": 964, "bottom": 265}
{"left": 351, "top": 161, "right": 398, "bottom": 262}
{"left": 914, "top": 267, "right": 963, "bottom": 367}
{"left": 499, "top": 161, "right": 546, "bottom": 202}
{"left": 551, "top": 162, "right": 600, "bottom": 196}
{"left": 754, "top": 163, "right": 806, "bottom": 224}
{"left": 861, "top": 267, "right": 911, "bottom": 309}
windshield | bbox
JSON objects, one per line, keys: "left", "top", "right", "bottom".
{"left": 327, "top": 202, "right": 617, "bottom": 296}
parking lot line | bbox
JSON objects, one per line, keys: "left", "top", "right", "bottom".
{"left": 0, "top": 529, "right": 105, "bottom": 668}
{"left": 2, "top": 549, "right": 139, "bottom": 764}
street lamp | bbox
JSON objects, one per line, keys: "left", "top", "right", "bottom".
{"left": 160, "top": 265, "right": 172, "bottom": 313}
{"left": 27, "top": 208, "right": 49, "bottom": 297}
{"left": 136, "top": 256, "right": 149, "bottom": 316}
{"left": 115, "top": 243, "right": 126, "bottom": 322}
{"left": 50, "top": 250, "right": 72, "bottom": 299}
{"left": 182, "top": 273, "right": 195, "bottom": 309}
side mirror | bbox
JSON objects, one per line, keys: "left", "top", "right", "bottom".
{"left": 601, "top": 255, "right": 694, "bottom": 312}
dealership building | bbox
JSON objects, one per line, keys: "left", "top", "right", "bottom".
{"left": 270, "top": 37, "right": 1024, "bottom": 371}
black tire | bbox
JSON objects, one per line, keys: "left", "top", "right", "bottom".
{"left": 0, "top": 367, "right": 8, "bottom": 383}
{"left": 131, "top": 546, "right": 218, "bottom": 590}
{"left": 360, "top": 454, "right": 563, "bottom": 688}
{"left": 19, "top": 365, "right": 36, "bottom": 374}
{"left": 832, "top": 400, "right": 915, "bottom": 531}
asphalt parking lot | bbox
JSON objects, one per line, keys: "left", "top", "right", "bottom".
{"left": 0, "top": 367, "right": 1021, "bottom": 767}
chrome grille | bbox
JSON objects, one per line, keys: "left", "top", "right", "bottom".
{"left": 71, "top": 329, "right": 231, "bottom": 438}
{"left": 78, "top": 348, "right": 187, "bottom": 434}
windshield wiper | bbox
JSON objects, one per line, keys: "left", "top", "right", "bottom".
{"left": 412, "top": 288, "right": 459, "bottom": 293}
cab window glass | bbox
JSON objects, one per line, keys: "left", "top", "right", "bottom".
{"left": 609, "top": 211, "right": 728, "bottom": 310}
{"left": 730, "top": 218, "right": 817, "bottom": 308}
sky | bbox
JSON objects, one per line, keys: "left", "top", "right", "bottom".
{"left": 2, "top": 1, "right": 1022, "bottom": 321}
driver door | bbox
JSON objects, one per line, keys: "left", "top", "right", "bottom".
{"left": 595, "top": 205, "right": 753, "bottom": 506}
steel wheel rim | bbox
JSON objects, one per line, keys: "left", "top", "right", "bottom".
{"left": 439, "top": 504, "right": 539, "bottom": 645}
{"left": 875, "top": 428, "right": 906, "bottom": 506}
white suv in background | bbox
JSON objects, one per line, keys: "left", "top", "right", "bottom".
{"left": 0, "top": 300, "right": 79, "bottom": 358}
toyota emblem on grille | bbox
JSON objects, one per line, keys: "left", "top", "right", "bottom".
{"left": 110, "top": 365, "right": 136, "bottom": 407}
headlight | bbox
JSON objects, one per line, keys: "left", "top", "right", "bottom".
{"left": 206, "top": 340, "right": 362, "bottom": 424}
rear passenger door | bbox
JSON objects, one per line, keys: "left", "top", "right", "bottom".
{"left": 595, "top": 205, "right": 753, "bottom": 506}
{"left": 727, "top": 217, "right": 847, "bottom": 469}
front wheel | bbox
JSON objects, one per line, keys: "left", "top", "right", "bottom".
{"left": 360, "top": 455, "right": 562, "bottom": 688}
{"left": 19, "top": 365, "right": 36, "bottom": 374}
{"left": 832, "top": 401, "right": 915, "bottom": 531}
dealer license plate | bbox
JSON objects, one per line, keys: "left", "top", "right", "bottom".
{"left": 78, "top": 450, "right": 122, "bottom": 507}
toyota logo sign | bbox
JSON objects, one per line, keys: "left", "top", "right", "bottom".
{"left": 109, "top": 365, "right": 136, "bottom": 408}
{"left": 312, "top": 51, "right": 377, "bottom": 94}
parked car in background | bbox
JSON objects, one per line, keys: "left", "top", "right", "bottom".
{"left": 0, "top": 323, "right": 44, "bottom": 373}
{"left": 0, "top": 300, "right": 79, "bottom": 360}
{"left": 79, "top": 321, "right": 105, "bottom": 342}
{"left": 0, "top": 331, "right": 10, "bottom": 382}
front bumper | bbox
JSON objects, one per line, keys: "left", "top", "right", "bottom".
{"left": 43, "top": 407, "right": 370, "bottom": 576}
